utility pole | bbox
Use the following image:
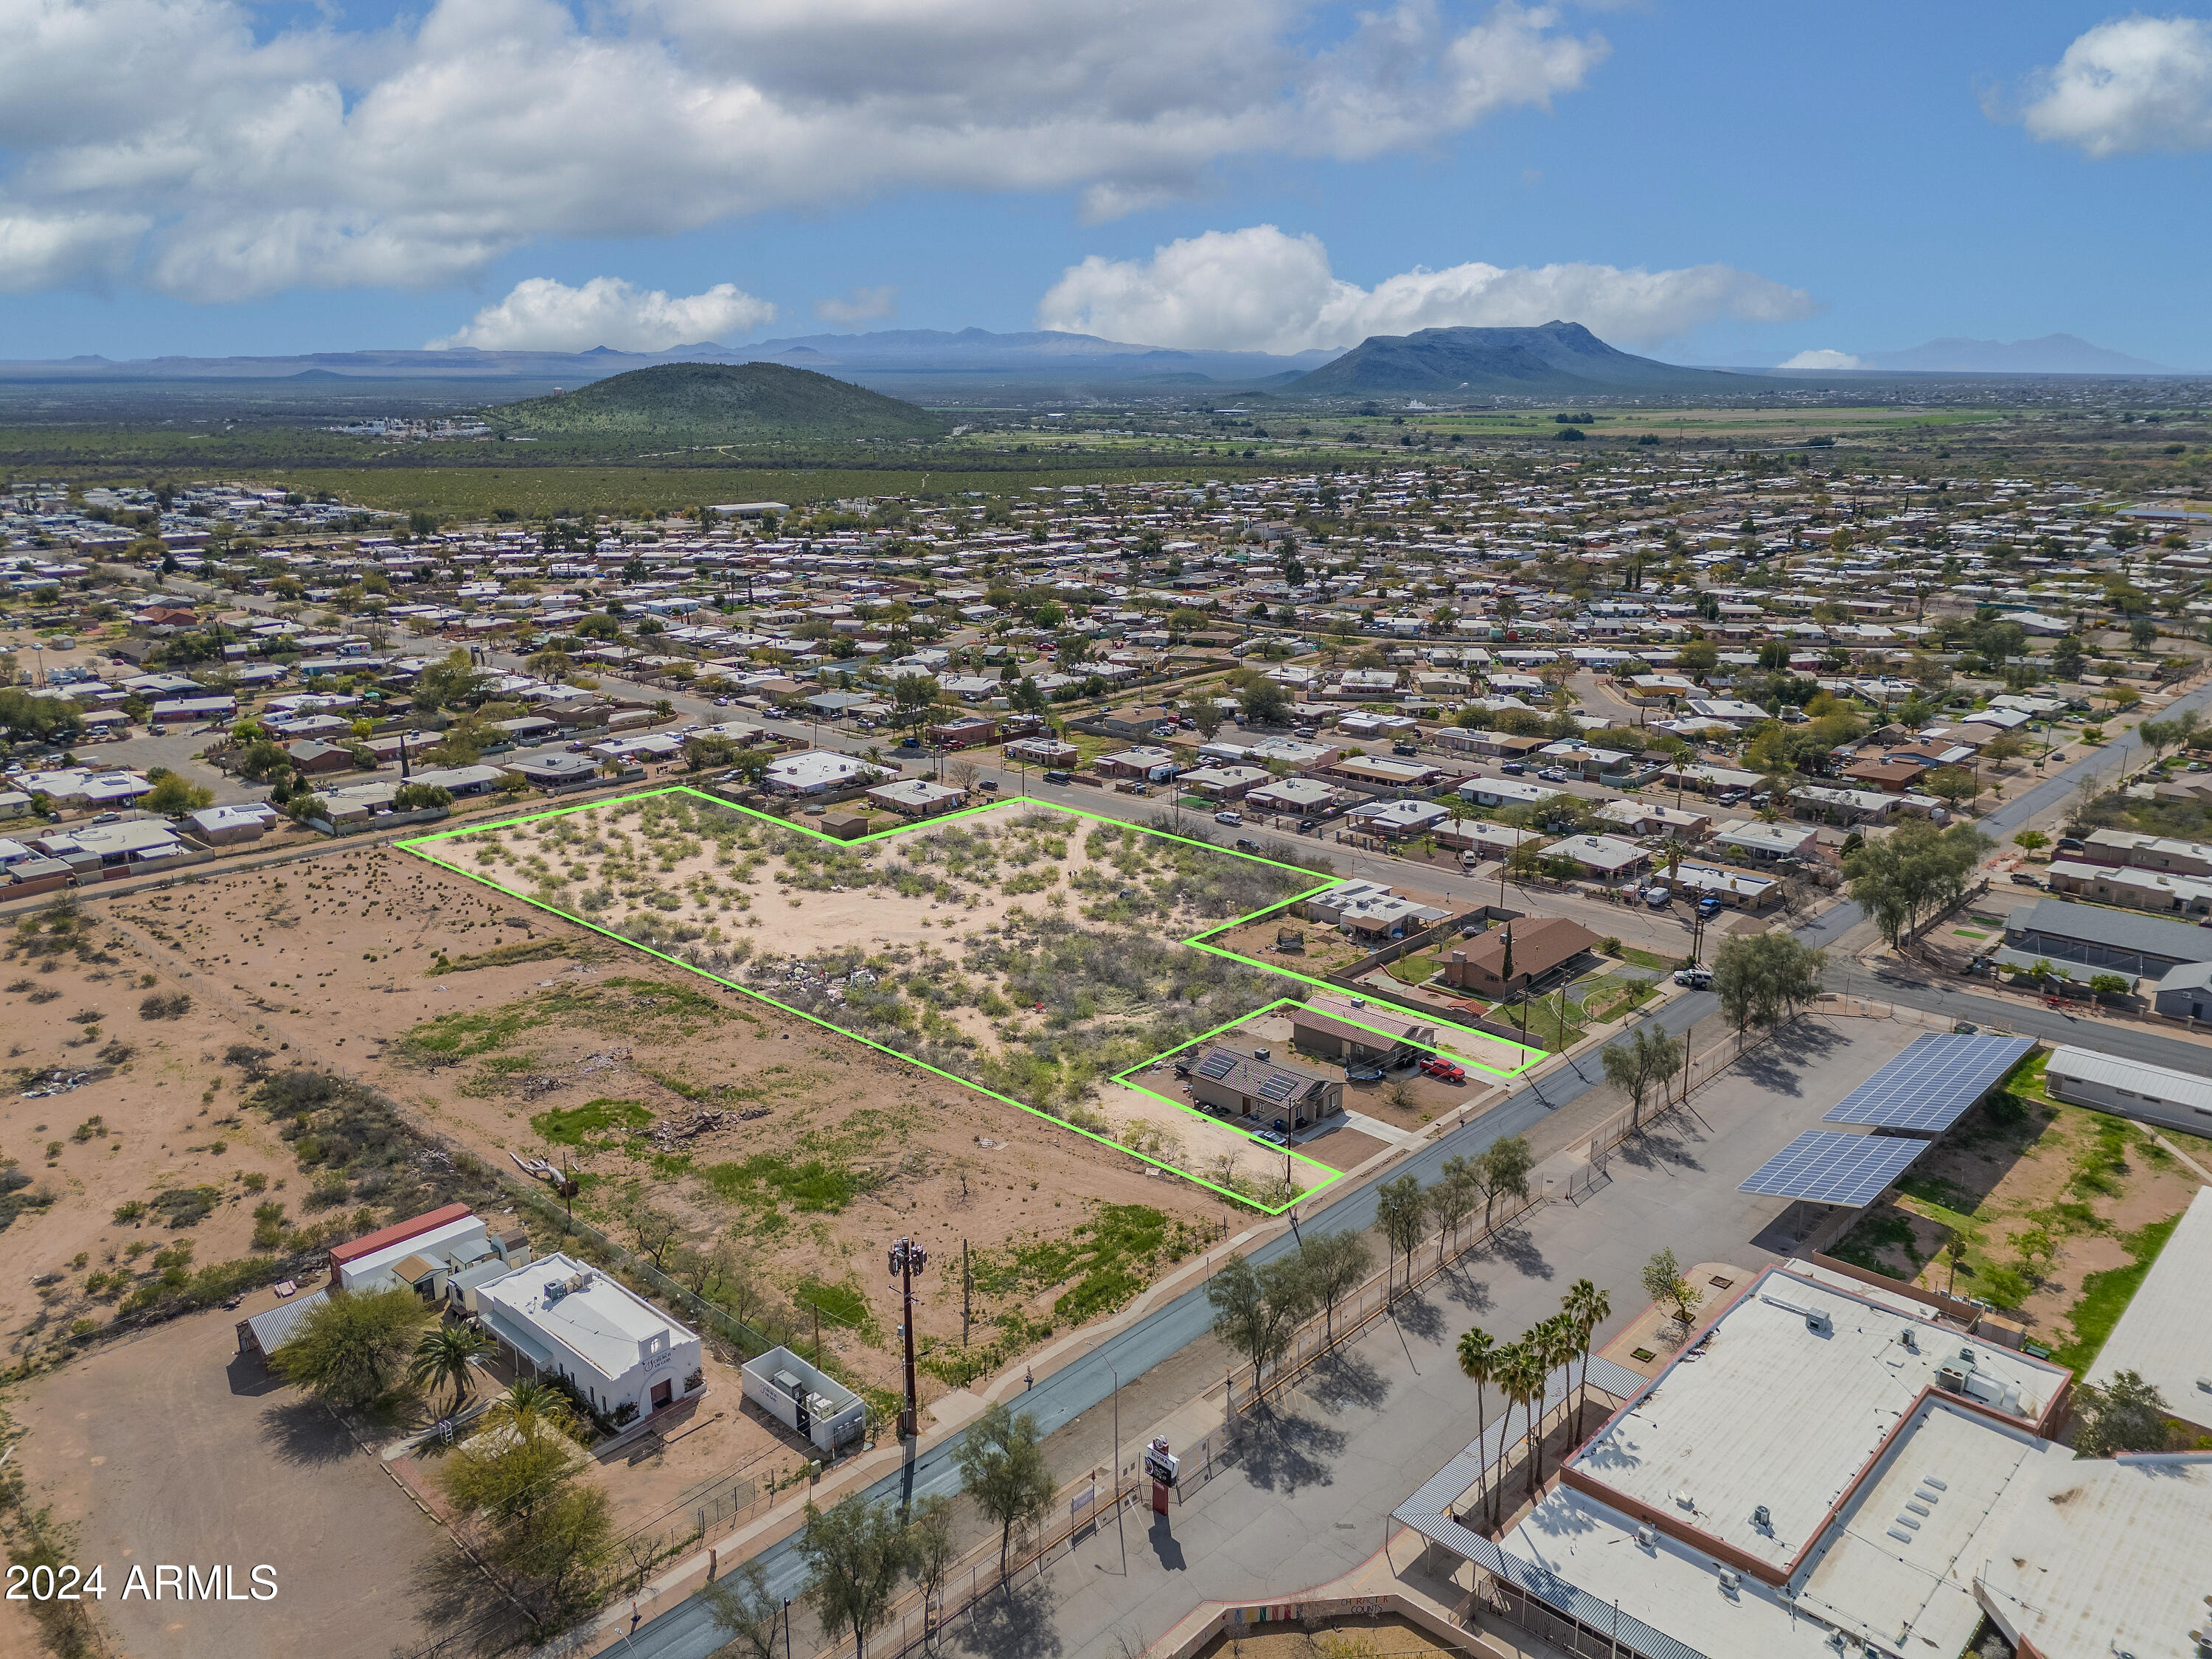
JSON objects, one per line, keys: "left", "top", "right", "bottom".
{"left": 961, "top": 1239, "right": 971, "bottom": 1350}
{"left": 889, "top": 1237, "right": 928, "bottom": 1439}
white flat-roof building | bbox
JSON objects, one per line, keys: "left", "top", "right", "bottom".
{"left": 1387, "top": 1262, "right": 2199, "bottom": 1659}
{"left": 2042, "top": 1045, "right": 2212, "bottom": 1137}
{"left": 2081, "top": 1182, "right": 2212, "bottom": 1432}
{"left": 762, "top": 749, "right": 888, "bottom": 796}
{"left": 478, "top": 1251, "right": 704, "bottom": 1424}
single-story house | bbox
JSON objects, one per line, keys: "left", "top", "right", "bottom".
{"left": 285, "top": 740, "right": 359, "bottom": 776}
{"left": 1099, "top": 704, "right": 1178, "bottom": 739}
{"left": 865, "top": 778, "right": 965, "bottom": 818}
{"left": 762, "top": 750, "right": 889, "bottom": 797}
{"left": 22, "top": 768, "right": 153, "bottom": 808}
{"left": 2078, "top": 827, "right": 2212, "bottom": 879}
{"left": 1344, "top": 798, "right": 1453, "bottom": 840}
{"left": 1597, "top": 800, "right": 1711, "bottom": 839}
{"left": 1095, "top": 746, "right": 1176, "bottom": 780}
{"left": 1439, "top": 916, "right": 1599, "bottom": 997}
{"left": 1548, "top": 833, "right": 1649, "bottom": 880}
{"left": 1460, "top": 776, "right": 1563, "bottom": 810}
{"left": 1287, "top": 1005, "right": 1439, "bottom": 1068}
{"left": 1790, "top": 784, "right": 1897, "bottom": 825}
{"left": 1178, "top": 765, "right": 1273, "bottom": 801}
{"left": 2045, "top": 858, "right": 2212, "bottom": 917}
{"left": 1312, "top": 756, "right": 1448, "bottom": 798}
{"left": 1245, "top": 777, "right": 1342, "bottom": 817}
{"left": 1004, "top": 736, "right": 1078, "bottom": 768}
{"left": 1430, "top": 818, "right": 1545, "bottom": 860}
{"left": 188, "top": 802, "right": 279, "bottom": 846}
{"left": 1841, "top": 759, "right": 1928, "bottom": 794}
{"left": 504, "top": 751, "right": 600, "bottom": 790}
{"left": 1185, "top": 1043, "right": 1343, "bottom": 1129}
{"left": 1710, "top": 818, "right": 1820, "bottom": 863}
{"left": 1301, "top": 879, "right": 1451, "bottom": 942}
{"left": 1669, "top": 860, "right": 1781, "bottom": 909}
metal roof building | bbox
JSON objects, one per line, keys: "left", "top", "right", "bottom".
{"left": 2080, "top": 1182, "right": 2212, "bottom": 1432}
{"left": 2042, "top": 1044, "right": 2212, "bottom": 1138}
{"left": 2002, "top": 897, "right": 2212, "bottom": 978}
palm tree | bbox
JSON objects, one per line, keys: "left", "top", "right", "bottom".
{"left": 1562, "top": 1279, "right": 1611, "bottom": 1440}
{"left": 483, "top": 1376, "right": 580, "bottom": 1441}
{"left": 1498, "top": 1343, "right": 1548, "bottom": 1508}
{"left": 1526, "top": 1317, "right": 1578, "bottom": 1492}
{"left": 408, "top": 1322, "right": 490, "bottom": 1415}
{"left": 1456, "top": 1327, "right": 1498, "bottom": 1529}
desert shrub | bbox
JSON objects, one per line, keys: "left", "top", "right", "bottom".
{"left": 138, "top": 992, "right": 192, "bottom": 1020}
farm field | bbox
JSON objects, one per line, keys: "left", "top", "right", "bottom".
{"left": 396, "top": 790, "right": 1427, "bottom": 1212}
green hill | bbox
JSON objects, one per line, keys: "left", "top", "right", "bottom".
{"left": 486, "top": 362, "right": 947, "bottom": 442}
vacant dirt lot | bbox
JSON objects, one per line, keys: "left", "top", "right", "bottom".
{"left": 9, "top": 1292, "right": 448, "bottom": 1659}
{"left": 46, "top": 838, "right": 1239, "bottom": 1397}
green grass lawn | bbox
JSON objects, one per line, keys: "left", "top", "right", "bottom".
{"left": 2051, "top": 1211, "right": 2185, "bottom": 1376}
{"left": 1616, "top": 946, "right": 1670, "bottom": 971}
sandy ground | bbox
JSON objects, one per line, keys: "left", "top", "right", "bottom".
{"left": 0, "top": 913, "right": 304, "bottom": 1346}
{"left": 7, "top": 1291, "right": 449, "bottom": 1659}
{"left": 48, "top": 841, "right": 1235, "bottom": 1396}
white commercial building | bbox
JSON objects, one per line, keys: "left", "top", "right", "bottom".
{"left": 1392, "top": 1263, "right": 2208, "bottom": 1659}
{"left": 763, "top": 749, "right": 889, "bottom": 796}
{"left": 478, "top": 1251, "right": 705, "bottom": 1424}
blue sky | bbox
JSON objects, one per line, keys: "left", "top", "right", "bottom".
{"left": 6, "top": 1, "right": 2212, "bottom": 364}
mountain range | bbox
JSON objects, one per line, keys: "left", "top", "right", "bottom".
{"left": 1791, "top": 334, "right": 2177, "bottom": 375}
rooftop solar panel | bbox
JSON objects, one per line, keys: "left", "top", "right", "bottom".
{"left": 1258, "top": 1075, "right": 1298, "bottom": 1102}
{"left": 1195, "top": 1050, "right": 1239, "bottom": 1081}
{"left": 1739, "top": 1130, "right": 1929, "bottom": 1208}
{"left": 1820, "top": 1033, "right": 2035, "bottom": 1135}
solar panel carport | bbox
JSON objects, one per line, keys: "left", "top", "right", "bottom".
{"left": 1738, "top": 1129, "right": 1930, "bottom": 1208}
{"left": 1819, "top": 1032, "right": 2035, "bottom": 1135}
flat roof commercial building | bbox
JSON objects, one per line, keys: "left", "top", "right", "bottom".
{"left": 1390, "top": 1264, "right": 2212, "bottom": 1659}
{"left": 479, "top": 1251, "right": 704, "bottom": 1425}
{"left": 2003, "top": 897, "right": 2212, "bottom": 978}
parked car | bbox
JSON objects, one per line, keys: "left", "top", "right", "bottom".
{"left": 1391, "top": 741, "right": 1419, "bottom": 757}
{"left": 1673, "top": 965, "right": 1714, "bottom": 989}
{"left": 1644, "top": 886, "right": 1672, "bottom": 908}
{"left": 898, "top": 736, "right": 922, "bottom": 749}
{"left": 1500, "top": 760, "right": 1528, "bottom": 775}
{"left": 2009, "top": 871, "right": 2043, "bottom": 887}
{"left": 1256, "top": 1126, "right": 1291, "bottom": 1147}
{"left": 1043, "top": 769, "right": 1072, "bottom": 785}
{"left": 1418, "top": 1056, "right": 1467, "bottom": 1084}
{"left": 1297, "top": 817, "right": 1319, "bottom": 832}
{"left": 1293, "top": 726, "right": 1318, "bottom": 739}
{"left": 1696, "top": 894, "right": 1725, "bottom": 919}
{"left": 1214, "top": 810, "right": 1244, "bottom": 826}
{"left": 1536, "top": 767, "right": 1569, "bottom": 782}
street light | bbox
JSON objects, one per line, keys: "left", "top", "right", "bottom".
{"left": 888, "top": 1237, "right": 928, "bottom": 1439}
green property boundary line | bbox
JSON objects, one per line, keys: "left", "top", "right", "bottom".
{"left": 394, "top": 787, "right": 1541, "bottom": 1214}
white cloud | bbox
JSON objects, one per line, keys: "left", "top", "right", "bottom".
{"left": 1037, "top": 225, "right": 1816, "bottom": 354}
{"left": 427, "top": 276, "right": 776, "bottom": 350}
{"left": 0, "top": 0, "right": 1606, "bottom": 302}
{"left": 0, "top": 209, "right": 146, "bottom": 291}
{"left": 1778, "top": 348, "right": 1863, "bottom": 370}
{"left": 814, "top": 285, "right": 899, "bottom": 326}
{"left": 2013, "top": 15, "right": 2212, "bottom": 157}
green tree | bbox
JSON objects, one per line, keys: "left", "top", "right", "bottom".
{"left": 891, "top": 673, "right": 947, "bottom": 742}
{"left": 1374, "top": 1172, "right": 1430, "bottom": 1295}
{"left": 1298, "top": 1229, "right": 1373, "bottom": 1343}
{"left": 408, "top": 1321, "right": 490, "bottom": 1413}
{"left": 953, "top": 1404, "right": 1057, "bottom": 1576}
{"left": 1641, "top": 1247, "right": 1701, "bottom": 1329}
{"left": 703, "top": 1560, "right": 783, "bottom": 1659}
{"left": 270, "top": 1286, "right": 431, "bottom": 1408}
{"left": 1843, "top": 818, "right": 1990, "bottom": 948}
{"left": 481, "top": 1377, "right": 581, "bottom": 1442}
{"left": 143, "top": 772, "right": 214, "bottom": 817}
{"left": 1712, "top": 932, "right": 1825, "bottom": 1043}
{"left": 1239, "top": 679, "right": 1294, "bottom": 726}
{"left": 907, "top": 1494, "right": 957, "bottom": 1638}
{"left": 1601, "top": 1023, "right": 1681, "bottom": 1130}
{"left": 1456, "top": 1325, "right": 1500, "bottom": 1524}
{"left": 2013, "top": 830, "right": 2048, "bottom": 854}
{"left": 1207, "top": 1251, "right": 1312, "bottom": 1388}
{"left": 797, "top": 1497, "right": 914, "bottom": 1659}
{"left": 2072, "top": 1368, "right": 2169, "bottom": 1456}
{"left": 1480, "top": 1135, "right": 1534, "bottom": 1231}
{"left": 1430, "top": 1155, "right": 1481, "bottom": 1266}
{"left": 1562, "top": 1279, "right": 1611, "bottom": 1438}
{"left": 412, "top": 648, "right": 490, "bottom": 713}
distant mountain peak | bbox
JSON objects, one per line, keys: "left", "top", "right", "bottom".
{"left": 1287, "top": 321, "right": 1758, "bottom": 397}
{"left": 1851, "top": 334, "right": 2177, "bottom": 375}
